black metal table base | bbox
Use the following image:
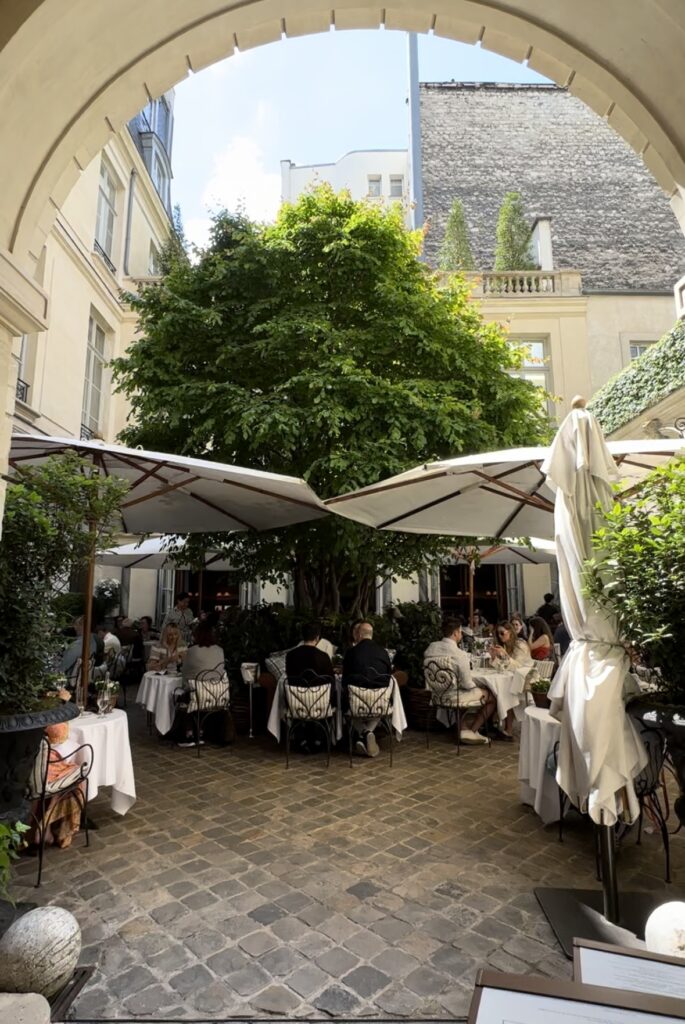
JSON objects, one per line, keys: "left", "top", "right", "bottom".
{"left": 535, "top": 887, "right": 666, "bottom": 958}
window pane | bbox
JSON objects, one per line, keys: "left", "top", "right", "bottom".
{"left": 368, "top": 176, "right": 382, "bottom": 197}
{"left": 630, "top": 342, "right": 653, "bottom": 360}
{"left": 389, "top": 175, "right": 404, "bottom": 197}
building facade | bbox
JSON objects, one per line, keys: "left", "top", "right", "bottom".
{"left": 281, "top": 150, "right": 412, "bottom": 226}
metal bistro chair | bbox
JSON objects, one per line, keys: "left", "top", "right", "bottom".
{"left": 283, "top": 672, "right": 335, "bottom": 768}
{"left": 534, "top": 660, "right": 556, "bottom": 681}
{"left": 181, "top": 665, "right": 232, "bottom": 757}
{"left": 632, "top": 721, "right": 671, "bottom": 883}
{"left": 26, "top": 736, "right": 93, "bottom": 887}
{"left": 424, "top": 657, "right": 489, "bottom": 756}
{"left": 346, "top": 672, "right": 396, "bottom": 767}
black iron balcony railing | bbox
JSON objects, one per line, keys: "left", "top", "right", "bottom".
{"left": 80, "top": 423, "right": 96, "bottom": 441}
{"left": 93, "top": 239, "right": 116, "bottom": 275}
{"left": 15, "top": 378, "right": 29, "bottom": 403}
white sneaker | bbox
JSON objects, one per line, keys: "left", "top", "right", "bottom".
{"left": 460, "top": 729, "right": 488, "bottom": 745}
{"left": 365, "top": 732, "right": 379, "bottom": 757}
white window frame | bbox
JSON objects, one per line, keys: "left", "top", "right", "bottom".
{"left": 367, "top": 174, "right": 382, "bottom": 198}
{"left": 389, "top": 174, "right": 404, "bottom": 198}
{"left": 95, "top": 158, "right": 118, "bottom": 261}
{"left": 148, "top": 241, "right": 161, "bottom": 276}
{"left": 629, "top": 340, "right": 656, "bottom": 361}
{"left": 509, "top": 336, "right": 551, "bottom": 392}
{"left": 81, "top": 312, "right": 109, "bottom": 437}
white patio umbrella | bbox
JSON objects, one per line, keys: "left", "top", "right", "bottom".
{"left": 326, "top": 440, "right": 685, "bottom": 541}
{"left": 10, "top": 433, "right": 326, "bottom": 696}
{"left": 97, "top": 536, "right": 233, "bottom": 572}
{"left": 451, "top": 542, "right": 556, "bottom": 624}
{"left": 542, "top": 405, "right": 647, "bottom": 828}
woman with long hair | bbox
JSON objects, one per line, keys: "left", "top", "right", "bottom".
{"left": 147, "top": 622, "right": 186, "bottom": 672}
{"left": 528, "top": 615, "right": 554, "bottom": 661}
{"left": 491, "top": 620, "right": 534, "bottom": 738}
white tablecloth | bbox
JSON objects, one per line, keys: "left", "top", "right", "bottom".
{"left": 58, "top": 709, "right": 136, "bottom": 815}
{"left": 518, "top": 705, "right": 562, "bottom": 824}
{"left": 267, "top": 676, "right": 407, "bottom": 743}
{"left": 472, "top": 666, "right": 530, "bottom": 725}
{"left": 137, "top": 671, "right": 181, "bottom": 735}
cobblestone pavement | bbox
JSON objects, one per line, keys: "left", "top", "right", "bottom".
{"left": 11, "top": 708, "right": 682, "bottom": 1020}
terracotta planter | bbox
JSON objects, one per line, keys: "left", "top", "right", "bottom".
{"left": 0, "top": 702, "right": 79, "bottom": 823}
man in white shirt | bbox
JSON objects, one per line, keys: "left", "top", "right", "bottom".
{"left": 162, "top": 592, "right": 195, "bottom": 645}
{"left": 424, "top": 616, "right": 497, "bottom": 745}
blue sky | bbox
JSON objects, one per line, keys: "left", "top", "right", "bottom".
{"left": 172, "top": 31, "right": 546, "bottom": 247}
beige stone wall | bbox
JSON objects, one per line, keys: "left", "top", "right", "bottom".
{"left": 585, "top": 293, "right": 677, "bottom": 394}
{"left": 12, "top": 128, "right": 170, "bottom": 442}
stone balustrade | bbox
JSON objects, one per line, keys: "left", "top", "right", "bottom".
{"left": 465, "top": 270, "right": 583, "bottom": 297}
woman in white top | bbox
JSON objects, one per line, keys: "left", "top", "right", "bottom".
{"left": 491, "top": 620, "right": 533, "bottom": 738}
{"left": 173, "top": 622, "right": 230, "bottom": 746}
{"left": 147, "top": 623, "right": 187, "bottom": 673}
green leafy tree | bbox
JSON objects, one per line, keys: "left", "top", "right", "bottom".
{"left": 0, "top": 454, "right": 127, "bottom": 712}
{"left": 439, "top": 198, "right": 475, "bottom": 271}
{"left": 494, "top": 191, "right": 537, "bottom": 271}
{"left": 585, "top": 457, "right": 685, "bottom": 702}
{"left": 113, "top": 185, "right": 550, "bottom": 615}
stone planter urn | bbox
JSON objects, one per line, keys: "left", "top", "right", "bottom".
{"left": 0, "top": 907, "right": 81, "bottom": 998}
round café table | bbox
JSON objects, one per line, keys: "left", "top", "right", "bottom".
{"left": 137, "top": 671, "right": 181, "bottom": 735}
{"left": 518, "top": 705, "right": 562, "bottom": 824}
{"left": 57, "top": 708, "right": 136, "bottom": 815}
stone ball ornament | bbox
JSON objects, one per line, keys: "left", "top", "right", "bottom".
{"left": 0, "top": 906, "right": 81, "bottom": 998}
{"left": 645, "top": 902, "right": 685, "bottom": 958}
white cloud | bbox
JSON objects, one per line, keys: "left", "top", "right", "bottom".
{"left": 200, "top": 134, "right": 281, "bottom": 224}
{"left": 184, "top": 215, "right": 213, "bottom": 251}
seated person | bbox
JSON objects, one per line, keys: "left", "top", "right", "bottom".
{"left": 138, "top": 615, "right": 156, "bottom": 641}
{"left": 173, "top": 622, "right": 231, "bottom": 747}
{"left": 342, "top": 622, "right": 392, "bottom": 759}
{"left": 147, "top": 623, "right": 187, "bottom": 673}
{"left": 553, "top": 615, "right": 571, "bottom": 657}
{"left": 528, "top": 615, "right": 554, "bottom": 661}
{"left": 491, "top": 619, "right": 534, "bottom": 737}
{"left": 286, "top": 622, "right": 334, "bottom": 684}
{"left": 510, "top": 611, "right": 528, "bottom": 641}
{"left": 424, "top": 616, "right": 497, "bottom": 745}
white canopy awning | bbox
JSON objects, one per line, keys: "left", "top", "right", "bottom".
{"left": 326, "top": 440, "right": 685, "bottom": 542}
{"left": 9, "top": 434, "right": 327, "bottom": 534}
{"left": 97, "top": 537, "right": 233, "bottom": 572}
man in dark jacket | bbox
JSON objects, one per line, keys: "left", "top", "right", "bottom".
{"left": 342, "top": 622, "right": 392, "bottom": 758}
{"left": 285, "top": 622, "right": 334, "bottom": 682}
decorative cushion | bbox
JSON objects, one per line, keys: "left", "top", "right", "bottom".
{"left": 265, "top": 649, "right": 290, "bottom": 683}
{"left": 284, "top": 683, "right": 332, "bottom": 719}
{"left": 187, "top": 676, "right": 230, "bottom": 712}
{"left": 348, "top": 682, "right": 394, "bottom": 717}
{"left": 45, "top": 764, "right": 83, "bottom": 794}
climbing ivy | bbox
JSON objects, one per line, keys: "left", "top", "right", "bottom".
{"left": 589, "top": 320, "right": 685, "bottom": 435}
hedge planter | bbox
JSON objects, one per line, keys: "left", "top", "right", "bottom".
{"left": 0, "top": 702, "right": 79, "bottom": 823}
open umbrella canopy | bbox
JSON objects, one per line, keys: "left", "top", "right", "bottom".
{"left": 326, "top": 440, "right": 685, "bottom": 542}
{"left": 543, "top": 405, "right": 647, "bottom": 826}
{"left": 452, "top": 542, "right": 556, "bottom": 567}
{"left": 9, "top": 434, "right": 327, "bottom": 534}
{"left": 96, "top": 537, "right": 233, "bottom": 572}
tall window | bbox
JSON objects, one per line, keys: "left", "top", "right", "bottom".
{"left": 148, "top": 242, "right": 160, "bottom": 276}
{"left": 81, "top": 314, "right": 107, "bottom": 437}
{"left": 156, "top": 97, "right": 171, "bottom": 150}
{"left": 151, "top": 152, "right": 170, "bottom": 208}
{"left": 509, "top": 338, "right": 550, "bottom": 390}
{"left": 630, "top": 341, "right": 655, "bottom": 361}
{"left": 95, "top": 160, "right": 117, "bottom": 261}
{"left": 389, "top": 174, "right": 404, "bottom": 198}
{"left": 367, "top": 175, "right": 382, "bottom": 198}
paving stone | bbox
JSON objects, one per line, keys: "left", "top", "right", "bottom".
{"left": 370, "top": 916, "right": 413, "bottom": 942}
{"left": 184, "top": 928, "right": 227, "bottom": 958}
{"left": 169, "top": 963, "right": 214, "bottom": 995}
{"left": 375, "top": 984, "right": 427, "bottom": 1015}
{"left": 371, "top": 948, "right": 421, "bottom": 978}
{"left": 342, "top": 964, "right": 392, "bottom": 997}
{"left": 238, "top": 930, "right": 280, "bottom": 957}
{"left": 250, "top": 984, "right": 301, "bottom": 1013}
{"left": 181, "top": 888, "right": 219, "bottom": 910}
{"left": 148, "top": 945, "right": 192, "bottom": 973}
{"left": 404, "top": 964, "right": 451, "bottom": 996}
{"left": 207, "top": 947, "right": 250, "bottom": 976}
{"left": 346, "top": 880, "right": 381, "bottom": 899}
{"left": 313, "top": 984, "right": 362, "bottom": 1014}
{"left": 123, "top": 984, "right": 178, "bottom": 1015}
{"left": 249, "top": 901, "right": 287, "bottom": 925}
{"left": 315, "top": 946, "right": 359, "bottom": 977}
{"left": 108, "top": 965, "right": 156, "bottom": 998}
{"left": 191, "top": 980, "right": 240, "bottom": 1015}
{"left": 504, "top": 934, "right": 553, "bottom": 964}
{"left": 149, "top": 901, "right": 189, "bottom": 925}
{"left": 430, "top": 945, "right": 478, "bottom": 979}
{"left": 259, "top": 946, "right": 307, "bottom": 977}
{"left": 287, "top": 963, "right": 330, "bottom": 998}
{"left": 227, "top": 962, "right": 273, "bottom": 996}
{"left": 343, "top": 928, "right": 387, "bottom": 959}
{"left": 269, "top": 915, "right": 309, "bottom": 941}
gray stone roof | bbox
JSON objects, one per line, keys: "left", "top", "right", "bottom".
{"left": 420, "top": 83, "right": 685, "bottom": 292}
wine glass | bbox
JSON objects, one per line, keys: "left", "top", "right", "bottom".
{"left": 96, "top": 689, "right": 109, "bottom": 716}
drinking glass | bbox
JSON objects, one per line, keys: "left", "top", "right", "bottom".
{"left": 96, "top": 690, "right": 109, "bottom": 716}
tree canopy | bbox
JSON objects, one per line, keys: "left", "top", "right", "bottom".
{"left": 494, "top": 191, "right": 537, "bottom": 271}
{"left": 113, "top": 185, "right": 550, "bottom": 614}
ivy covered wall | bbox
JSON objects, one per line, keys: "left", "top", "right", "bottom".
{"left": 589, "top": 320, "right": 685, "bottom": 434}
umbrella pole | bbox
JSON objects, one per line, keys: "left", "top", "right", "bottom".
{"left": 469, "top": 563, "right": 475, "bottom": 628}
{"left": 78, "top": 523, "right": 97, "bottom": 711}
{"left": 198, "top": 569, "right": 204, "bottom": 616}
{"left": 598, "top": 819, "right": 619, "bottom": 923}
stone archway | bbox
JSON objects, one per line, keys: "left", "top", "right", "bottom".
{"left": 0, "top": 0, "right": 685, "bottom": 517}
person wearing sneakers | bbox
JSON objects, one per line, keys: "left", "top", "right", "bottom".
{"left": 342, "top": 621, "right": 392, "bottom": 758}
{"left": 424, "top": 616, "right": 497, "bottom": 745}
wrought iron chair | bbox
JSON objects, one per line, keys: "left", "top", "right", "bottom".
{"left": 283, "top": 672, "right": 335, "bottom": 768}
{"left": 345, "top": 672, "right": 395, "bottom": 767}
{"left": 534, "top": 660, "right": 556, "bottom": 681}
{"left": 26, "top": 736, "right": 93, "bottom": 887}
{"left": 423, "top": 657, "right": 489, "bottom": 755}
{"left": 632, "top": 721, "right": 671, "bottom": 883}
{"left": 181, "top": 665, "right": 232, "bottom": 757}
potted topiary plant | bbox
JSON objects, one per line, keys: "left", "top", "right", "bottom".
{"left": 0, "top": 454, "right": 126, "bottom": 821}
{"left": 529, "top": 677, "right": 551, "bottom": 709}
{"left": 584, "top": 455, "right": 685, "bottom": 821}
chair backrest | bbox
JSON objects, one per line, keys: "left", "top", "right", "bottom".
{"left": 348, "top": 679, "right": 394, "bottom": 717}
{"left": 284, "top": 679, "right": 332, "bottom": 719}
{"left": 535, "top": 660, "right": 556, "bottom": 681}
{"left": 634, "top": 724, "right": 667, "bottom": 797}
{"left": 423, "top": 658, "right": 459, "bottom": 699}
{"left": 187, "top": 666, "right": 230, "bottom": 713}
{"left": 108, "top": 647, "right": 129, "bottom": 681}
{"left": 27, "top": 736, "right": 50, "bottom": 798}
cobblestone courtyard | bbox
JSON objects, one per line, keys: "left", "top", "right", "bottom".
{"left": 12, "top": 708, "right": 683, "bottom": 1020}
